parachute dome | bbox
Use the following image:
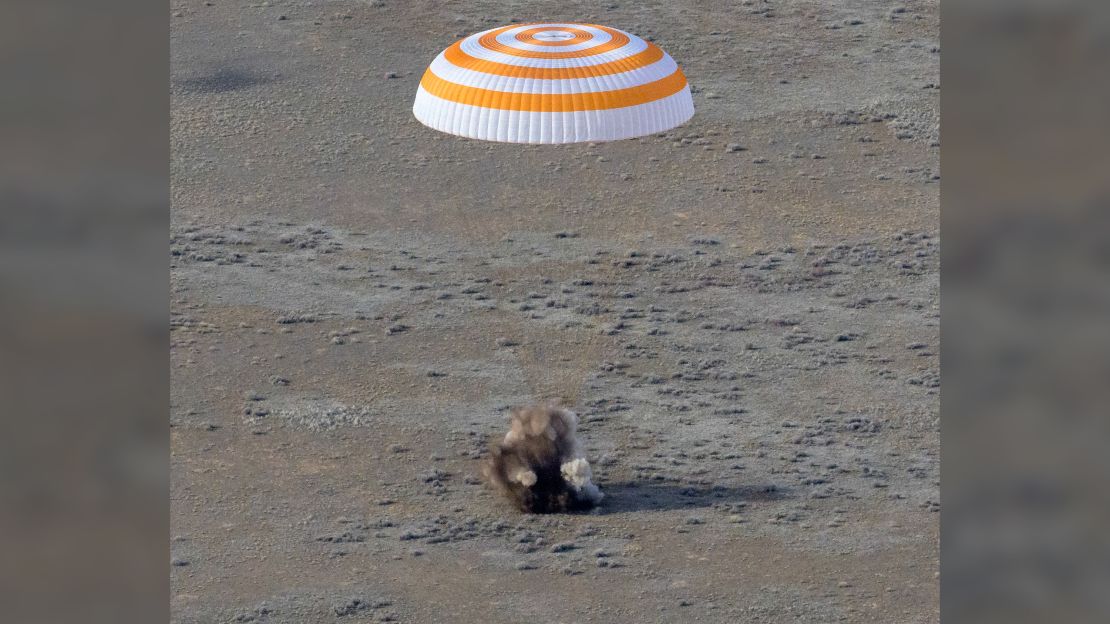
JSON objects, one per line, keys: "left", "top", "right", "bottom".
{"left": 412, "top": 23, "right": 695, "bottom": 144}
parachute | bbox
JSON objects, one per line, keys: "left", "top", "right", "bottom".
{"left": 412, "top": 23, "right": 695, "bottom": 144}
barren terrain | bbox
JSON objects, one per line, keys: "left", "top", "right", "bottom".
{"left": 171, "top": 1, "right": 939, "bottom": 622}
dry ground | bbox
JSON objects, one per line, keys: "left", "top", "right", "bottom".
{"left": 172, "top": 1, "right": 939, "bottom": 622}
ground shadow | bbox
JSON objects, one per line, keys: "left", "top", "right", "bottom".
{"left": 175, "top": 68, "right": 274, "bottom": 94}
{"left": 593, "top": 481, "right": 790, "bottom": 515}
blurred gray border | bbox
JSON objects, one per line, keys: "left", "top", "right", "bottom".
{"left": 0, "top": 1, "right": 168, "bottom": 623}
{"left": 944, "top": 0, "right": 1110, "bottom": 622}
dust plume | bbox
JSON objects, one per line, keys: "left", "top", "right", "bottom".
{"left": 482, "top": 403, "right": 603, "bottom": 513}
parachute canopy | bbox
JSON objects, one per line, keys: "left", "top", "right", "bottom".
{"left": 412, "top": 23, "right": 695, "bottom": 144}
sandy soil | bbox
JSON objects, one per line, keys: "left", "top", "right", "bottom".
{"left": 171, "top": 1, "right": 938, "bottom": 622}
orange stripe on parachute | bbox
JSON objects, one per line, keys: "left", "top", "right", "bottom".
{"left": 419, "top": 67, "right": 688, "bottom": 112}
{"left": 442, "top": 39, "right": 666, "bottom": 80}
{"left": 515, "top": 27, "right": 593, "bottom": 47}
{"left": 478, "top": 24, "right": 630, "bottom": 59}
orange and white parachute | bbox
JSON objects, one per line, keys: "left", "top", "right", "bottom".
{"left": 412, "top": 23, "right": 695, "bottom": 144}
